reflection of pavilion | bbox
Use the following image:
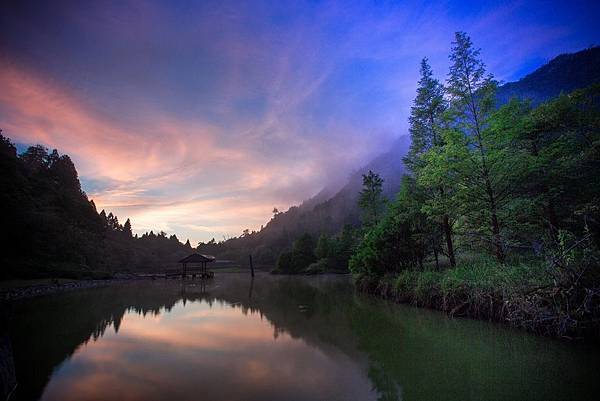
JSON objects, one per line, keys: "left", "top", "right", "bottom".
{"left": 176, "top": 253, "right": 216, "bottom": 278}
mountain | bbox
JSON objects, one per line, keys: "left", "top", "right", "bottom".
{"left": 203, "top": 46, "right": 600, "bottom": 264}
{"left": 496, "top": 46, "right": 600, "bottom": 104}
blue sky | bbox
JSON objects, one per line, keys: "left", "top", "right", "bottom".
{"left": 1, "top": 0, "right": 598, "bottom": 243}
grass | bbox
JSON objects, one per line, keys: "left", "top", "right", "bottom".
{"left": 364, "top": 255, "right": 549, "bottom": 305}
{"left": 353, "top": 254, "right": 596, "bottom": 338}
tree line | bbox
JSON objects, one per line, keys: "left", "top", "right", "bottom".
{"left": 0, "top": 134, "right": 193, "bottom": 279}
{"left": 349, "top": 32, "right": 600, "bottom": 278}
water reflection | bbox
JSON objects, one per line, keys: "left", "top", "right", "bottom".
{"left": 7, "top": 274, "right": 600, "bottom": 401}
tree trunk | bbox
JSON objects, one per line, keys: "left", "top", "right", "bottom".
{"left": 485, "top": 177, "right": 505, "bottom": 264}
{"left": 442, "top": 216, "right": 456, "bottom": 267}
{"left": 491, "top": 211, "right": 505, "bottom": 263}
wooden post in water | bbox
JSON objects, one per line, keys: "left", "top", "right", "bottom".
{"left": 249, "top": 254, "right": 255, "bottom": 277}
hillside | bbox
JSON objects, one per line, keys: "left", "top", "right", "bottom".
{"left": 205, "top": 46, "right": 600, "bottom": 265}
{"left": 496, "top": 46, "right": 600, "bottom": 104}
{"left": 0, "top": 134, "right": 193, "bottom": 278}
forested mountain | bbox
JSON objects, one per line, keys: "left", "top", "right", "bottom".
{"left": 204, "top": 46, "right": 600, "bottom": 266}
{"left": 496, "top": 46, "right": 600, "bottom": 104}
{"left": 0, "top": 134, "right": 193, "bottom": 279}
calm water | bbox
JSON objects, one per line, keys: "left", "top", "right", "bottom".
{"left": 5, "top": 273, "right": 600, "bottom": 401}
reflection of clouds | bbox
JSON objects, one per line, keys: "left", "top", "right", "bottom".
{"left": 40, "top": 300, "right": 377, "bottom": 401}
{"left": 117, "top": 303, "right": 279, "bottom": 350}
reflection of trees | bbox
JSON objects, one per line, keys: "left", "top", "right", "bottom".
{"left": 8, "top": 274, "right": 598, "bottom": 401}
{"left": 8, "top": 275, "right": 380, "bottom": 401}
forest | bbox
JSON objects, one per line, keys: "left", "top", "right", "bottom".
{"left": 0, "top": 135, "right": 193, "bottom": 279}
{"left": 348, "top": 33, "right": 600, "bottom": 338}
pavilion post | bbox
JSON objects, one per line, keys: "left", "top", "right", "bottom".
{"left": 249, "top": 254, "right": 255, "bottom": 277}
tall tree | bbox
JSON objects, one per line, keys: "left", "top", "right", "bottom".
{"left": 405, "top": 58, "right": 456, "bottom": 266}
{"left": 445, "top": 31, "right": 505, "bottom": 263}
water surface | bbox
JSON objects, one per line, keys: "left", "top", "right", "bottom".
{"left": 7, "top": 273, "right": 600, "bottom": 401}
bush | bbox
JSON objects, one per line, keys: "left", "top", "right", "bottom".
{"left": 273, "top": 233, "right": 317, "bottom": 274}
{"left": 306, "top": 259, "right": 328, "bottom": 274}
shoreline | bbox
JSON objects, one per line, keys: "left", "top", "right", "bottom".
{"left": 0, "top": 269, "right": 263, "bottom": 301}
{"left": 354, "top": 274, "right": 600, "bottom": 342}
{"left": 1, "top": 279, "right": 123, "bottom": 302}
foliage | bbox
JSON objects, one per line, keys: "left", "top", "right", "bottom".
{"left": 358, "top": 170, "right": 386, "bottom": 228}
{"left": 349, "top": 34, "right": 600, "bottom": 338}
{"left": 0, "top": 132, "right": 193, "bottom": 278}
{"left": 350, "top": 177, "right": 429, "bottom": 277}
{"left": 315, "top": 233, "right": 332, "bottom": 259}
{"left": 273, "top": 233, "right": 317, "bottom": 274}
{"left": 403, "top": 57, "right": 456, "bottom": 267}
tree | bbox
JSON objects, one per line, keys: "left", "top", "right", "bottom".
{"left": 21, "top": 144, "right": 49, "bottom": 171}
{"left": 514, "top": 85, "right": 600, "bottom": 244}
{"left": 444, "top": 31, "right": 505, "bottom": 263}
{"left": 405, "top": 58, "right": 447, "bottom": 170}
{"left": 291, "top": 233, "right": 317, "bottom": 272}
{"left": 358, "top": 170, "right": 385, "bottom": 228}
{"left": 404, "top": 58, "right": 456, "bottom": 267}
{"left": 274, "top": 233, "right": 317, "bottom": 274}
{"left": 315, "top": 233, "right": 332, "bottom": 260}
{"left": 123, "top": 218, "right": 133, "bottom": 238}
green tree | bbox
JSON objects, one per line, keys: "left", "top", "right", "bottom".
{"left": 515, "top": 85, "right": 600, "bottom": 244}
{"left": 292, "top": 233, "right": 317, "bottom": 272}
{"left": 315, "top": 233, "right": 332, "bottom": 260}
{"left": 358, "top": 170, "right": 385, "bottom": 228}
{"left": 404, "top": 57, "right": 456, "bottom": 267}
{"left": 443, "top": 31, "right": 506, "bottom": 263}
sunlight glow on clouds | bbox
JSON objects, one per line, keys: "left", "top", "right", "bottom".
{"left": 1, "top": 0, "right": 598, "bottom": 243}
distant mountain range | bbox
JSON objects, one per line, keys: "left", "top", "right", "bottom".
{"left": 214, "top": 46, "right": 600, "bottom": 263}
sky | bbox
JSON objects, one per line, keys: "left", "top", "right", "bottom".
{"left": 1, "top": 0, "right": 598, "bottom": 244}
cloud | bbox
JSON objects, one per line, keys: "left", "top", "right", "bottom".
{"left": 1, "top": 0, "right": 597, "bottom": 243}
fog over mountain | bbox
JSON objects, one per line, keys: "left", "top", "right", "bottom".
{"left": 206, "top": 45, "right": 600, "bottom": 264}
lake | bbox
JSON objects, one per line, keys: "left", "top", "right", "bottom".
{"left": 6, "top": 273, "right": 600, "bottom": 401}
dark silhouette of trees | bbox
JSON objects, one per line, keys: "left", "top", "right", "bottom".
{"left": 0, "top": 133, "right": 192, "bottom": 279}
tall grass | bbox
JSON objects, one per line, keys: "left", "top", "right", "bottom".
{"left": 353, "top": 255, "right": 600, "bottom": 339}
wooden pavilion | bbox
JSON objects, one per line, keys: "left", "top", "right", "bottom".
{"left": 177, "top": 253, "right": 216, "bottom": 278}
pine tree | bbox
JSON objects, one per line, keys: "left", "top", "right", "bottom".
{"left": 404, "top": 58, "right": 456, "bottom": 267}
{"left": 405, "top": 58, "right": 446, "bottom": 170}
{"left": 445, "top": 31, "right": 505, "bottom": 262}
{"left": 123, "top": 218, "right": 133, "bottom": 238}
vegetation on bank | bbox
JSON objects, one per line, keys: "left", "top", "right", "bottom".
{"left": 272, "top": 227, "right": 358, "bottom": 274}
{"left": 347, "top": 32, "right": 600, "bottom": 338}
{"left": 355, "top": 250, "right": 599, "bottom": 338}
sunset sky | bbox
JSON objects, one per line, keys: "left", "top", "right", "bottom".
{"left": 1, "top": 0, "right": 598, "bottom": 244}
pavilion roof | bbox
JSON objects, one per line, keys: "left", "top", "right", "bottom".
{"left": 178, "top": 253, "right": 216, "bottom": 263}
